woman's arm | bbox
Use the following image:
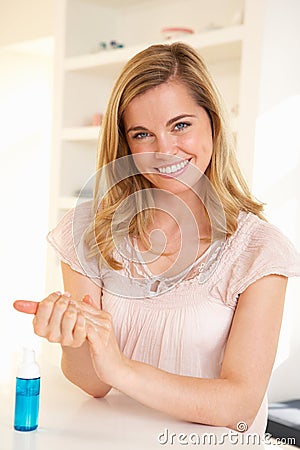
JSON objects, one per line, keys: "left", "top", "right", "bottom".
{"left": 87, "top": 274, "right": 287, "bottom": 429}
{"left": 60, "top": 262, "right": 112, "bottom": 397}
{"left": 14, "top": 262, "right": 112, "bottom": 397}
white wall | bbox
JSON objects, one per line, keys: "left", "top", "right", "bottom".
{"left": 0, "top": 0, "right": 55, "bottom": 384}
{"left": 0, "top": 0, "right": 54, "bottom": 47}
{"left": 0, "top": 44, "right": 54, "bottom": 383}
{"left": 252, "top": 0, "right": 300, "bottom": 402}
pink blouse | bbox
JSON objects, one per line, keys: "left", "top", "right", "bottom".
{"left": 47, "top": 201, "right": 300, "bottom": 435}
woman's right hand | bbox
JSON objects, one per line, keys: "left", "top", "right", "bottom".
{"left": 14, "top": 291, "right": 87, "bottom": 348}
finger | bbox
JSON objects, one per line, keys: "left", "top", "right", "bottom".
{"left": 82, "top": 295, "right": 93, "bottom": 305}
{"left": 60, "top": 303, "right": 80, "bottom": 346}
{"left": 83, "top": 310, "right": 112, "bottom": 330}
{"left": 33, "top": 292, "right": 62, "bottom": 337}
{"left": 70, "top": 298, "right": 101, "bottom": 316}
{"left": 46, "top": 296, "right": 70, "bottom": 341}
{"left": 72, "top": 312, "right": 86, "bottom": 347}
{"left": 13, "top": 300, "right": 39, "bottom": 315}
{"left": 86, "top": 324, "right": 101, "bottom": 354}
{"left": 13, "top": 291, "right": 62, "bottom": 315}
{"left": 82, "top": 294, "right": 100, "bottom": 310}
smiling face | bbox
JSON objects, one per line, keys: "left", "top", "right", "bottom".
{"left": 123, "top": 80, "right": 213, "bottom": 195}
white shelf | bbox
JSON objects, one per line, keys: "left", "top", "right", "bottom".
{"left": 62, "top": 126, "right": 100, "bottom": 141}
{"left": 65, "top": 25, "right": 244, "bottom": 72}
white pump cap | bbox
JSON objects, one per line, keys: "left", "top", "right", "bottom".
{"left": 17, "top": 348, "right": 40, "bottom": 379}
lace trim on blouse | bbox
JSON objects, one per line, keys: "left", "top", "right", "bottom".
{"left": 113, "top": 235, "right": 226, "bottom": 297}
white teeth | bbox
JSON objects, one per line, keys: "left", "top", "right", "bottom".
{"left": 157, "top": 159, "right": 189, "bottom": 174}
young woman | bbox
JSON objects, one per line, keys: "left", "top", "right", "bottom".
{"left": 14, "top": 42, "right": 300, "bottom": 435}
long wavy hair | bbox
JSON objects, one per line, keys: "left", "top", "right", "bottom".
{"left": 85, "top": 42, "right": 265, "bottom": 270}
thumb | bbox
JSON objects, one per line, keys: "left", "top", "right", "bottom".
{"left": 13, "top": 300, "right": 39, "bottom": 315}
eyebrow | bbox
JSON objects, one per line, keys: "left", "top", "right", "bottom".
{"left": 126, "top": 114, "right": 197, "bottom": 134}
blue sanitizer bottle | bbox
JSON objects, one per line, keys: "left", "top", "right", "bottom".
{"left": 14, "top": 348, "right": 40, "bottom": 432}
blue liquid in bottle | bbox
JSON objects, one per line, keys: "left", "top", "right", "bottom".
{"left": 14, "top": 378, "right": 40, "bottom": 431}
{"left": 14, "top": 349, "right": 40, "bottom": 432}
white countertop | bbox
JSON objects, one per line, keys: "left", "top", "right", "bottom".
{"left": 0, "top": 362, "right": 278, "bottom": 450}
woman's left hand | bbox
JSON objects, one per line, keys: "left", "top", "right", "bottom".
{"left": 79, "top": 296, "right": 129, "bottom": 387}
{"left": 14, "top": 294, "right": 128, "bottom": 387}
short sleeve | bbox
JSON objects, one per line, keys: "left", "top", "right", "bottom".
{"left": 225, "top": 221, "right": 300, "bottom": 307}
{"left": 47, "top": 200, "right": 103, "bottom": 284}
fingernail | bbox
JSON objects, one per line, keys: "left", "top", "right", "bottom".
{"left": 63, "top": 291, "right": 71, "bottom": 298}
{"left": 55, "top": 291, "right": 62, "bottom": 295}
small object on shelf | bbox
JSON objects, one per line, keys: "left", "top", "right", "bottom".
{"left": 109, "top": 40, "right": 124, "bottom": 49}
{"left": 99, "top": 41, "right": 107, "bottom": 51}
{"left": 91, "top": 42, "right": 107, "bottom": 53}
{"left": 91, "top": 40, "right": 124, "bottom": 53}
{"left": 92, "top": 113, "right": 103, "bottom": 127}
{"left": 161, "top": 27, "right": 194, "bottom": 40}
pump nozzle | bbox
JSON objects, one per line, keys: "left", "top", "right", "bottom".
{"left": 17, "top": 348, "right": 40, "bottom": 379}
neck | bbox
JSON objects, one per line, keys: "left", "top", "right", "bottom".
{"left": 152, "top": 187, "right": 211, "bottom": 239}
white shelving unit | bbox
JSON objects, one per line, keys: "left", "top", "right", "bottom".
{"left": 47, "top": 0, "right": 265, "bottom": 291}
{"left": 64, "top": 25, "right": 244, "bottom": 72}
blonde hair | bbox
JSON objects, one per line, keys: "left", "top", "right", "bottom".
{"left": 86, "top": 42, "right": 265, "bottom": 269}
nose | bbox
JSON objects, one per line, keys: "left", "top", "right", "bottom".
{"left": 154, "top": 133, "right": 178, "bottom": 159}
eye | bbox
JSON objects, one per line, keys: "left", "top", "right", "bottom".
{"left": 174, "top": 122, "right": 191, "bottom": 131}
{"left": 132, "top": 131, "right": 150, "bottom": 140}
